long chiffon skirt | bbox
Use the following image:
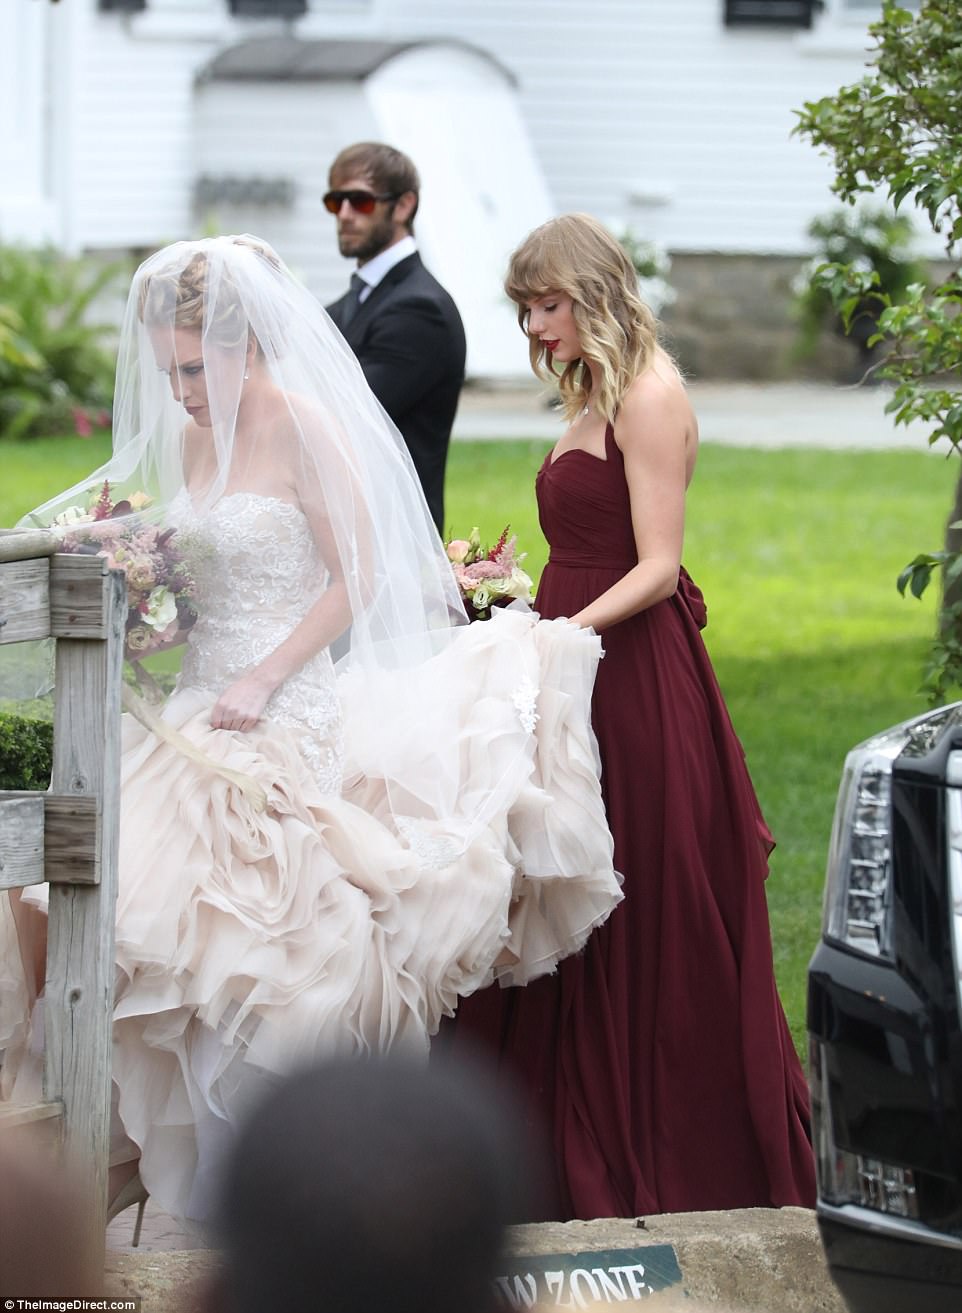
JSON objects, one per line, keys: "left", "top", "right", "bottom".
{"left": 451, "top": 571, "right": 816, "bottom": 1217}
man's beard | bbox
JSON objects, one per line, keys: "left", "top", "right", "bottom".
{"left": 338, "top": 212, "right": 396, "bottom": 262}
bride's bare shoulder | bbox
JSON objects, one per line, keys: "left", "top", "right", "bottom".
{"left": 270, "top": 391, "right": 334, "bottom": 445}
{"left": 266, "top": 392, "right": 351, "bottom": 502}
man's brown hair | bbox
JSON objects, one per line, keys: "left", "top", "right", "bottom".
{"left": 329, "top": 142, "right": 420, "bottom": 231}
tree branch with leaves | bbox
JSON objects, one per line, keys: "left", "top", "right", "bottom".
{"left": 795, "top": 0, "right": 962, "bottom": 701}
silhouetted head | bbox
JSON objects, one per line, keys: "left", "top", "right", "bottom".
{"left": 212, "top": 1052, "right": 531, "bottom": 1313}
{"left": 0, "top": 1138, "right": 101, "bottom": 1297}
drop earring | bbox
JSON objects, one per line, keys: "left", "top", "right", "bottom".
{"left": 243, "top": 370, "right": 250, "bottom": 381}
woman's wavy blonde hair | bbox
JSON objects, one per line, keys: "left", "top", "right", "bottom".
{"left": 505, "top": 213, "right": 660, "bottom": 423}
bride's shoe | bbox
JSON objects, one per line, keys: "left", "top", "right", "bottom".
{"left": 107, "top": 1171, "right": 149, "bottom": 1247}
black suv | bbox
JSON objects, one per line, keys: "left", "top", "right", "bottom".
{"left": 808, "top": 704, "right": 962, "bottom": 1311}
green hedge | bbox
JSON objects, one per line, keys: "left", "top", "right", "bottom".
{"left": 0, "top": 709, "right": 53, "bottom": 790}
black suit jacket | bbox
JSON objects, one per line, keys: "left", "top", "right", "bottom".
{"left": 327, "top": 252, "right": 466, "bottom": 532}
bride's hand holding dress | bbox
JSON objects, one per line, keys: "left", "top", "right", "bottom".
{"left": 210, "top": 673, "right": 273, "bottom": 733}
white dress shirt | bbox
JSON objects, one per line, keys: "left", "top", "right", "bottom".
{"left": 355, "top": 235, "right": 418, "bottom": 302}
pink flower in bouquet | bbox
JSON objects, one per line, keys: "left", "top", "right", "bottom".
{"left": 79, "top": 528, "right": 127, "bottom": 577}
{"left": 126, "top": 555, "right": 158, "bottom": 592}
{"left": 463, "top": 558, "right": 507, "bottom": 581}
{"left": 446, "top": 539, "right": 473, "bottom": 565}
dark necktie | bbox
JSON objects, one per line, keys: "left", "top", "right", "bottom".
{"left": 340, "top": 272, "right": 367, "bottom": 328}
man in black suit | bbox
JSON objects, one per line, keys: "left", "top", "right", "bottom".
{"left": 325, "top": 142, "right": 466, "bottom": 533}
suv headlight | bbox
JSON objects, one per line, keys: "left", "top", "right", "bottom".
{"left": 823, "top": 726, "right": 912, "bottom": 960}
{"left": 809, "top": 1038, "right": 920, "bottom": 1219}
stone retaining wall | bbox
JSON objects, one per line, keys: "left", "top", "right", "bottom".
{"left": 661, "top": 253, "right": 858, "bottom": 383}
{"left": 105, "top": 1207, "right": 847, "bottom": 1313}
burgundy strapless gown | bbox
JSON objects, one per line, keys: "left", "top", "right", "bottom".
{"left": 450, "top": 424, "right": 816, "bottom": 1219}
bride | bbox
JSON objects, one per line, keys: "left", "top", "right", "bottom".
{"left": 0, "top": 236, "right": 621, "bottom": 1226}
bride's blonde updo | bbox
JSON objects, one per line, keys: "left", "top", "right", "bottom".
{"left": 505, "top": 213, "right": 660, "bottom": 424}
{"left": 139, "top": 236, "right": 282, "bottom": 353}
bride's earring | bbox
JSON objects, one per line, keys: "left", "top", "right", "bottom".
{"left": 243, "top": 370, "right": 250, "bottom": 381}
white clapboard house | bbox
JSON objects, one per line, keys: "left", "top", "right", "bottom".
{"left": 2, "top": 0, "right": 923, "bottom": 376}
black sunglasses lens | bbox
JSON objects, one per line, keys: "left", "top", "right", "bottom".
{"left": 323, "top": 191, "right": 379, "bottom": 215}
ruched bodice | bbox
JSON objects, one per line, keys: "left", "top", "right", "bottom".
{"left": 536, "top": 428, "right": 637, "bottom": 572}
{"left": 535, "top": 426, "right": 708, "bottom": 630}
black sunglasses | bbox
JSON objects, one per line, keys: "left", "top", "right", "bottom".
{"left": 322, "top": 190, "right": 399, "bottom": 215}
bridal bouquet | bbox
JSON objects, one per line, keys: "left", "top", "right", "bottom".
{"left": 51, "top": 481, "right": 197, "bottom": 656}
{"left": 446, "top": 525, "right": 533, "bottom": 621}
{"left": 50, "top": 482, "right": 265, "bottom": 808}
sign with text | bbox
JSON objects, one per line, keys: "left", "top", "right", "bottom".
{"left": 493, "top": 1246, "right": 683, "bottom": 1309}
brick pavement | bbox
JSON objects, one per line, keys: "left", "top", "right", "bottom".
{"left": 107, "top": 1197, "right": 208, "bottom": 1254}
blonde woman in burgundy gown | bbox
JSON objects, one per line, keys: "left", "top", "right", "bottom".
{"left": 450, "top": 214, "right": 816, "bottom": 1219}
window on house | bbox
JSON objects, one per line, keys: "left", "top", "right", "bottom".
{"left": 97, "top": 0, "right": 148, "bottom": 11}
{"left": 227, "top": 0, "right": 308, "bottom": 14}
{"left": 724, "top": 0, "right": 823, "bottom": 27}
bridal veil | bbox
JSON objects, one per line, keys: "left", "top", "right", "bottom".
{"left": 14, "top": 235, "right": 621, "bottom": 986}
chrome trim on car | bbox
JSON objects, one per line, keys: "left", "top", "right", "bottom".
{"left": 944, "top": 752, "right": 962, "bottom": 1032}
{"left": 818, "top": 1202, "right": 962, "bottom": 1251}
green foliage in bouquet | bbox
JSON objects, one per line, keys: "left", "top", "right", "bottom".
{"left": 791, "top": 207, "right": 927, "bottom": 361}
{"left": 0, "top": 245, "right": 126, "bottom": 440}
{"left": 794, "top": 0, "right": 962, "bottom": 701}
{"left": 0, "top": 706, "right": 53, "bottom": 791}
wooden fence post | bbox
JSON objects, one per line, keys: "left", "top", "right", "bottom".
{"left": 0, "top": 540, "right": 125, "bottom": 1271}
{"left": 45, "top": 554, "right": 126, "bottom": 1266}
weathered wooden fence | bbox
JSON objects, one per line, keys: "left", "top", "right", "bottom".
{"left": 0, "top": 528, "right": 125, "bottom": 1267}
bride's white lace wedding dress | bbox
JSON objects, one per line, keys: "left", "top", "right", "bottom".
{"left": 4, "top": 491, "right": 620, "bottom": 1222}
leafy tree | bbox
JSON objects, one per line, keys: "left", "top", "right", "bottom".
{"left": 794, "top": 0, "right": 962, "bottom": 700}
{"left": 791, "top": 206, "right": 927, "bottom": 368}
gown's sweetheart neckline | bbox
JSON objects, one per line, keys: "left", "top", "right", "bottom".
{"left": 177, "top": 489, "right": 305, "bottom": 520}
{"left": 547, "top": 420, "right": 614, "bottom": 467}
{"left": 547, "top": 446, "right": 609, "bottom": 468}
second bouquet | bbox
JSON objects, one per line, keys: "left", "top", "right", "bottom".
{"left": 446, "top": 526, "right": 534, "bottom": 621}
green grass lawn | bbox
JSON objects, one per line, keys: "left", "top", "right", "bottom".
{"left": 0, "top": 433, "right": 112, "bottom": 526}
{"left": 5, "top": 432, "right": 959, "bottom": 1056}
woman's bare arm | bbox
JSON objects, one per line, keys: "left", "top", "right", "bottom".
{"left": 569, "top": 370, "right": 693, "bottom": 632}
